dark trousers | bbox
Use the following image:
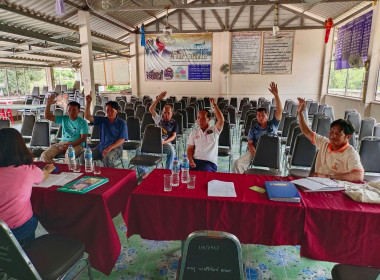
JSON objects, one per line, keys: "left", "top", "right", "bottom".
{"left": 190, "top": 159, "right": 217, "bottom": 172}
{"left": 11, "top": 215, "right": 38, "bottom": 246}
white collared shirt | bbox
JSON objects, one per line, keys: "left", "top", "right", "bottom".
{"left": 187, "top": 125, "right": 221, "bottom": 165}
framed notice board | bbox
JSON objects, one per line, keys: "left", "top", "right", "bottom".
{"left": 231, "top": 32, "right": 261, "bottom": 74}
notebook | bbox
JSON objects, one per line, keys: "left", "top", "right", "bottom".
{"left": 265, "top": 181, "right": 301, "bottom": 203}
{"left": 57, "top": 176, "right": 109, "bottom": 194}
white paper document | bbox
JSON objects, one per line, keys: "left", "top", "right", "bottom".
{"left": 291, "top": 177, "right": 344, "bottom": 192}
{"left": 207, "top": 180, "right": 237, "bottom": 197}
{"left": 33, "top": 172, "right": 83, "bottom": 188}
{"left": 33, "top": 174, "right": 66, "bottom": 188}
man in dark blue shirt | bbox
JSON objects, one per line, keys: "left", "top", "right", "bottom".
{"left": 138, "top": 91, "right": 178, "bottom": 179}
{"left": 233, "top": 82, "right": 282, "bottom": 173}
{"left": 83, "top": 94, "right": 127, "bottom": 167}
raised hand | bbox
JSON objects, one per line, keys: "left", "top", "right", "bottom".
{"left": 47, "top": 94, "right": 56, "bottom": 104}
{"left": 297, "top": 97, "right": 306, "bottom": 113}
{"left": 210, "top": 98, "right": 216, "bottom": 107}
{"left": 85, "top": 94, "right": 92, "bottom": 104}
{"left": 268, "top": 82, "right": 278, "bottom": 96}
{"left": 158, "top": 91, "right": 167, "bottom": 99}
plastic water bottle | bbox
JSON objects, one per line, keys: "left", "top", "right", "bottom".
{"left": 84, "top": 147, "right": 93, "bottom": 173}
{"left": 67, "top": 145, "right": 76, "bottom": 171}
{"left": 181, "top": 155, "right": 190, "bottom": 184}
{"left": 171, "top": 157, "right": 180, "bottom": 187}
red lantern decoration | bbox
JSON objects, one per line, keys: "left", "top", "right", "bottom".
{"left": 325, "top": 18, "right": 334, "bottom": 44}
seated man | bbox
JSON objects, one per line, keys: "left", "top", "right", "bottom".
{"left": 82, "top": 94, "right": 127, "bottom": 167}
{"left": 187, "top": 98, "right": 224, "bottom": 172}
{"left": 41, "top": 95, "right": 88, "bottom": 163}
{"left": 297, "top": 97, "right": 364, "bottom": 181}
{"left": 138, "top": 91, "right": 178, "bottom": 179}
{"left": 234, "top": 82, "right": 282, "bottom": 173}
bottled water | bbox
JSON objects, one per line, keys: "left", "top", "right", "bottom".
{"left": 84, "top": 147, "right": 93, "bottom": 173}
{"left": 181, "top": 155, "right": 190, "bottom": 184}
{"left": 67, "top": 145, "right": 76, "bottom": 171}
{"left": 171, "top": 157, "right": 180, "bottom": 187}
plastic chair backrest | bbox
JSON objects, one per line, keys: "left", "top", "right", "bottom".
{"left": 219, "top": 121, "right": 231, "bottom": 148}
{"left": 31, "top": 86, "right": 39, "bottom": 96}
{"left": 359, "top": 136, "right": 380, "bottom": 173}
{"left": 172, "top": 113, "right": 183, "bottom": 135}
{"left": 373, "top": 123, "right": 380, "bottom": 137}
{"left": 174, "top": 101, "right": 182, "bottom": 112}
{"left": 117, "top": 112, "right": 127, "bottom": 121}
{"left": 126, "top": 116, "right": 141, "bottom": 141}
{"left": 95, "top": 110, "right": 105, "bottom": 117}
{"left": 0, "top": 220, "right": 42, "bottom": 280}
{"left": 141, "top": 113, "right": 155, "bottom": 135}
{"left": 311, "top": 112, "right": 325, "bottom": 132}
{"left": 238, "top": 99, "right": 248, "bottom": 112}
{"left": 344, "top": 109, "right": 357, "bottom": 120}
{"left": 41, "top": 86, "right": 48, "bottom": 95}
{"left": 282, "top": 116, "right": 297, "bottom": 138}
{"left": 93, "top": 105, "right": 103, "bottom": 116}
{"left": 21, "top": 114, "right": 36, "bottom": 137}
{"left": 291, "top": 134, "right": 317, "bottom": 167}
{"left": 315, "top": 116, "right": 332, "bottom": 138}
{"left": 230, "top": 97, "right": 238, "bottom": 108}
{"left": 190, "top": 96, "right": 197, "bottom": 104}
{"left": 286, "top": 121, "right": 299, "bottom": 147}
{"left": 0, "top": 119, "right": 10, "bottom": 129}
{"left": 308, "top": 101, "right": 319, "bottom": 115}
{"left": 322, "top": 106, "right": 334, "bottom": 121}
{"left": 226, "top": 106, "right": 237, "bottom": 125}
{"left": 186, "top": 106, "right": 196, "bottom": 124}
{"left": 30, "top": 122, "right": 50, "bottom": 147}
{"left": 278, "top": 111, "right": 290, "bottom": 132}
{"left": 135, "top": 105, "right": 145, "bottom": 121}
{"left": 179, "top": 230, "right": 244, "bottom": 280}
{"left": 240, "top": 103, "right": 252, "bottom": 121}
{"left": 359, "top": 117, "right": 376, "bottom": 141}
{"left": 125, "top": 108, "right": 135, "bottom": 117}
{"left": 118, "top": 100, "right": 126, "bottom": 111}
{"left": 178, "top": 109, "right": 189, "bottom": 129}
{"left": 141, "top": 124, "right": 163, "bottom": 154}
{"left": 252, "top": 133, "right": 280, "bottom": 169}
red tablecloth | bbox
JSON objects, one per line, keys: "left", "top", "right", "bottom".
{"left": 31, "top": 163, "right": 138, "bottom": 275}
{"left": 125, "top": 169, "right": 303, "bottom": 245}
{"left": 300, "top": 191, "right": 380, "bottom": 268}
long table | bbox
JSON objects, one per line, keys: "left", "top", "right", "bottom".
{"left": 31, "top": 163, "right": 138, "bottom": 275}
{"left": 125, "top": 169, "right": 380, "bottom": 268}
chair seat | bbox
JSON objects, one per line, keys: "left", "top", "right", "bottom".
{"left": 23, "top": 234, "right": 85, "bottom": 280}
{"left": 130, "top": 155, "right": 162, "bottom": 166}
{"left": 288, "top": 168, "right": 311, "bottom": 178}
{"left": 123, "top": 141, "right": 140, "bottom": 150}
{"left": 87, "top": 140, "right": 100, "bottom": 148}
{"left": 218, "top": 147, "right": 231, "bottom": 156}
{"left": 331, "top": 264, "right": 380, "bottom": 280}
{"left": 244, "top": 168, "right": 282, "bottom": 176}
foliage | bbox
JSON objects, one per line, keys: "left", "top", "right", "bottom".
{"left": 53, "top": 68, "right": 76, "bottom": 89}
{"left": 328, "top": 62, "right": 365, "bottom": 96}
{"left": 106, "top": 85, "right": 131, "bottom": 92}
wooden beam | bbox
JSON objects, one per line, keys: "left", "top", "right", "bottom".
{"left": 249, "top": 6, "right": 254, "bottom": 29}
{"left": 205, "top": 0, "right": 225, "bottom": 30}
{"left": 278, "top": 4, "right": 325, "bottom": 25}
{"left": 253, "top": 5, "right": 274, "bottom": 29}
{"left": 182, "top": 10, "right": 202, "bottom": 30}
{"left": 335, "top": 3, "right": 372, "bottom": 26}
{"left": 230, "top": 0, "right": 248, "bottom": 30}
{"left": 280, "top": 15, "right": 300, "bottom": 28}
{"left": 0, "top": 24, "right": 130, "bottom": 58}
{"left": 0, "top": 61, "right": 48, "bottom": 67}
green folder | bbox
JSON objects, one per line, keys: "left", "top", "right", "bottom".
{"left": 57, "top": 176, "right": 109, "bottom": 194}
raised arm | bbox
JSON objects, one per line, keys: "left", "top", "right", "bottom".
{"left": 149, "top": 91, "right": 167, "bottom": 117}
{"left": 210, "top": 98, "right": 224, "bottom": 132}
{"left": 84, "top": 94, "right": 94, "bottom": 123}
{"left": 297, "top": 97, "right": 313, "bottom": 142}
{"left": 269, "top": 82, "right": 283, "bottom": 121}
{"left": 44, "top": 94, "right": 56, "bottom": 122}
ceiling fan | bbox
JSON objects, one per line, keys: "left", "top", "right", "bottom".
{"left": 156, "top": 9, "right": 175, "bottom": 45}
{"left": 86, "top": 0, "right": 125, "bottom": 11}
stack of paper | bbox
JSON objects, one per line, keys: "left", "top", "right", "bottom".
{"left": 33, "top": 173, "right": 83, "bottom": 188}
{"left": 291, "top": 177, "right": 344, "bottom": 192}
{"left": 208, "top": 180, "right": 237, "bottom": 197}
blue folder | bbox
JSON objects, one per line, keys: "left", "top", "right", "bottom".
{"left": 265, "top": 181, "right": 301, "bottom": 203}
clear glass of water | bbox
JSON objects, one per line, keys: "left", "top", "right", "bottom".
{"left": 93, "top": 161, "right": 101, "bottom": 175}
{"left": 73, "top": 158, "right": 81, "bottom": 173}
{"left": 164, "top": 174, "right": 172, "bottom": 192}
{"left": 187, "top": 175, "right": 196, "bottom": 189}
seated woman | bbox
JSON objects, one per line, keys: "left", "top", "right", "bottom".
{"left": 0, "top": 128, "right": 55, "bottom": 246}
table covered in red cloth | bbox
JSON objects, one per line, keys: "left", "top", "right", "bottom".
{"left": 31, "top": 163, "right": 138, "bottom": 275}
{"left": 125, "top": 169, "right": 303, "bottom": 245}
{"left": 300, "top": 191, "right": 380, "bottom": 268}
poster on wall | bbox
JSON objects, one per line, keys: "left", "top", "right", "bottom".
{"left": 334, "top": 10, "right": 372, "bottom": 70}
{"left": 262, "top": 31, "right": 294, "bottom": 74}
{"left": 231, "top": 32, "right": 261, "bottom": 74}
{"left": 144, "top": 33, "right": 212, "bottom": 81}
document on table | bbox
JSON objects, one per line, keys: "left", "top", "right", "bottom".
{"left": 291, "top": 177, "right": 344, "bottom": 192}
{"left": 208, "top": 180, "right": 237, "bottom": 197}
{"left": 33, "top": 173, "right": 83, "bottom": 188}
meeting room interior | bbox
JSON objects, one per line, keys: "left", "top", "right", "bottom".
{"left": 0, "top": 0, "right": 380, "bottom": 279}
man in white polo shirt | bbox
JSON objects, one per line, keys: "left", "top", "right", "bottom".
{"left": 187, "top": 98, "right": 224, "bottom": 172}
{"left": 297, "top": 98, "right": 364, "bottom": 182}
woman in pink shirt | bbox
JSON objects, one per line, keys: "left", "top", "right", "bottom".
{"left": 0, "top": 128, "right": 55, "bottom": 245}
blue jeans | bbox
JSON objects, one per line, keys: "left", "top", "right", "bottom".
{"left": 11, "top": 215, "right": 38, "bottom": 246}
{"left": 190, "top": 159, "right": 217, "bottom": 172}
{"left": 137, "top": 143, "right": 175, "bottom": 174}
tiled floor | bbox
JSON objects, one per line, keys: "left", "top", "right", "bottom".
{"left": 16, "top": 119, "right": 336, "bottom": 279}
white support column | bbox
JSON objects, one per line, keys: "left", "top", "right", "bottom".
{"left": 130, "top": 33, "right": 140, "bottom": 97}
{"left": 45, "top": 67, "right": 55, "bottom": 91}
{"left": 364, "top": 2, "right": 380, "bottom": 115}
{"left": 221, "top": 31, "right": 231, "bottom": 97}
{"left": 78, "top": 10, "right": 95, "bottom": 104}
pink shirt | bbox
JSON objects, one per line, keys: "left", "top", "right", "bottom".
{"left": 0, "top": 165, "right": 43, "bottom": 229}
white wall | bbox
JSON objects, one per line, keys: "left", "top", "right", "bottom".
{"left": 134, "top": 29, "right": 326, "bottom": 103}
